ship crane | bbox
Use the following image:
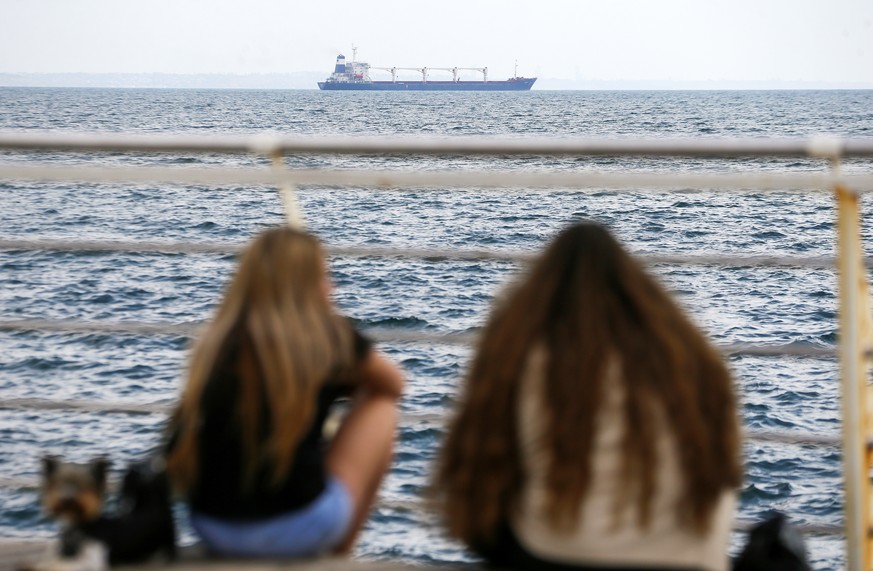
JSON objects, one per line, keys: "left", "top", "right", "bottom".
{"left": 370, "top": 67, "right": 429, "bottom": 82}
{"left": 369, "top": 67, "right": 399, "bottom": 82}
{"left": 455, "top": 67, "right": 488, "bottom": 82}
{"left": 368, "top": 66, "right": 489, "bottom": 83}
{"left": 428, "top": 67, "right": 490, "bottom": 82}
{"left": 428, "top": 68, "right": 461, "bottom": 82}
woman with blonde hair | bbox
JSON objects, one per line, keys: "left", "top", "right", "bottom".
{"left": 435, "top": 221, "right": 741, "bottom": 571}
{"left": 166, "top": 227, "right": 403, "bottom": 558}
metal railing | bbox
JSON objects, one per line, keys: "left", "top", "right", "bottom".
{"left": 1, "top": 132, "right": 872, "bottom": 567}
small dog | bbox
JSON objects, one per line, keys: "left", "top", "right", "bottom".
{"left": 22, "top": 455, "right": 175, "bottom": 571}
{"left": 21, "top": 456, "right": 112, "bottom": 571}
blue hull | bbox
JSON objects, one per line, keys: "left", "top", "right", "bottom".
{"left": 318, "top": 78, "right": 536, "bottom": 91}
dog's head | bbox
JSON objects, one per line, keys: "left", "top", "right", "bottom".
{"left": 41, "top": 456, "right": 110, "bottom": 525}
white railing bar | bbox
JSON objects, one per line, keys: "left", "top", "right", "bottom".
{"left": 0, "top": 397, "right": 846, "bottom": 447}
{"left": 1, "top": 132, "right": 873, "bottom": 158}
{"left": 0, "top": 238, "right": 850, "bottom": 269}
{"left": 0, "top": 319, "right": 838, "bottom": 358}
{"left": 730, "top": 520, "right": 845, "bottom": 536}
{"left": 0, "top": 471, "right": 846, "bottom": 536}
{"left": 0, "top": 398, "right": 170, "bottom": 415}
{"left": 744, "top": 428, "right": 842, "bottom": 446}
{"left": 0, "top": 238, "right": 246, "bottom": 256}
{"left": 721, "top": 344, "right": 836, "bottom": 357}
{"left": 369, "top": 333, "right": 839, "bottom": 358}
{"left": 3, "top": 165, "right": 873, "bottom": 192}
{"left": 0, "top": 319, "right": 201, "bottom": 337}
{"left": 644, "top": 254, "right": 840, "bottom": 269}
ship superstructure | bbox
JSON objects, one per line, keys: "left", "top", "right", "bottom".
{"left": 317, "top": 48, "right": 536, "bottom": 91}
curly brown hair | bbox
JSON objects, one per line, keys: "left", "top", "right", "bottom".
{"left": 434, "top": 221, "right": 741, "bottom": 547}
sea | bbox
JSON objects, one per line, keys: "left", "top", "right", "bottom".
{"left": 1, "top": 88, "right": 872, "bottom": 570}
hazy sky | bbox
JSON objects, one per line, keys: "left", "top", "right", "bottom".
{"left": 2, "top": 0, "right": 872, "bottom": 83}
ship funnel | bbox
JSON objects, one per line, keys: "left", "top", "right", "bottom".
{"left": 334, "top": 55, "right": 346, "bottom": 74}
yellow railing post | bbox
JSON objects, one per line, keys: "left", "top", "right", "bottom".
{"left": 835, "top": 167, "right": 873, "bottom": 570}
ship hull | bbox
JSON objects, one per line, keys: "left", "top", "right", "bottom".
{"left": 318, "top": 78, "right": 536, "bottom": 91}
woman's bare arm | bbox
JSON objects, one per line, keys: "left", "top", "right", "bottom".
{"left": 354, "top": 350, "right": 404, "bottom": 399}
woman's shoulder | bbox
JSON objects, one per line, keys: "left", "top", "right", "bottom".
{"left": 322, "top": 319, "right": 373, "bottom": 390}
{"left": 349, "top": 322, "right": 373, "bottom": 362}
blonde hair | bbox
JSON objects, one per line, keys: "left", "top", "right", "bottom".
{"left": 435, "top": 221, "right": 741, "bottom": 545}
{"left": 167, "top": 227, "right": 352, "bottom": 493}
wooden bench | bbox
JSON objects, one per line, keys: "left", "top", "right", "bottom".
{"left": 0, "top": 540, "right": 437, "bottom": 570}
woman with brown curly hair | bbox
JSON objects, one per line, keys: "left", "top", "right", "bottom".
{"left": 435, "top": 221, "right": 741, "bottom": 571}
{"left": 166, "top": 227, "right": 403, "bottom": 558}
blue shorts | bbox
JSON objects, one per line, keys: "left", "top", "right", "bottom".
{"left": 190, "top": 477, "right": 353, "bottom": 558}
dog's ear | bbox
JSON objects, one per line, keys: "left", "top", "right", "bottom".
{"left": 89, "top": 456, "right": 111, "bottom": 490}
{"left": 42, "top": 455, "right": 60, "bottom": 478}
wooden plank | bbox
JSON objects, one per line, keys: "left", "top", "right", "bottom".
{"left": 0, "top": 540, "right": 446, "bottom": 571}
{"left": 0, "top": 540, "right": 48, "bottom": 570}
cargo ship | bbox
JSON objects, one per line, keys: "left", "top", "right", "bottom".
{"left": 317, "top": 49, "right": 536, "bottom": 91}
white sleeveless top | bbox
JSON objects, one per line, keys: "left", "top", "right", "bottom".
{"left": 511, "top": 347, "right": 736, "bottom": 571}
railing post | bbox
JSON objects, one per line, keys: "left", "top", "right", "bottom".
{"left": 835, "top": 169, "right": 873, "bottom": 571}
{"left": 270, "top": 151, "right": 306, "bottom": 230}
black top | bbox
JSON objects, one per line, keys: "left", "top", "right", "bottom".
{"left": 184, "top": 325, "right": 371, "bottom": 520}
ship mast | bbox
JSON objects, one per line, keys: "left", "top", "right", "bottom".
{"left": 352, "top": 45, "right": 357, "bottom": 64}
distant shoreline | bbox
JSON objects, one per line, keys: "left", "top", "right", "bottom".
{"left": 1, "top": 73, "right": 871, "bottom": 91}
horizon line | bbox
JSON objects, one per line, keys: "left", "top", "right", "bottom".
{"left": 1, "top": 72, "right": 871, "bottom": 91}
